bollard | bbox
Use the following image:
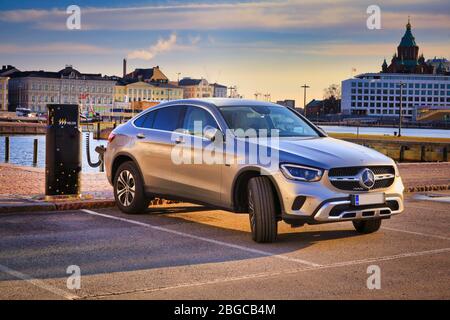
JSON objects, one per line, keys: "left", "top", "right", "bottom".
{"left": 96, "top": 122, "right": 100, "bottom": 140}
{"left": 420, "top": 145, "right": 426, "bottom": 162}
{"left": 399, "top": 145, "right": 405, "bottom": 162}
{"left": 4, "top": 136, "right": 9, "bottom": 162}
{"left": 33, "top": 139, "right": 38, "bottom": 165}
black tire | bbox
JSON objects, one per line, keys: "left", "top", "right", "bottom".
{"left": 353, "top": 219, "right": 382, "bottom": 234}
{"left": 247, "top": 176, "right": 278, "bottom": 243}
{"left": 114, "top": 161, "right": 149, "bottom": 214}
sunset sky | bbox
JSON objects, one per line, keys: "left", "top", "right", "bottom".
{"left": 0, "top": 0, "right": 449, "bottom": 104}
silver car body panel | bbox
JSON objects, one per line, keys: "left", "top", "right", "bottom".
{"left": 104, "top": 98, "right": 404, "bottom": 223}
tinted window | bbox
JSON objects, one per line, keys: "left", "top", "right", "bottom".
{"left": 218, "top": 105, "right": 319, "bottom": 137}
{"left": 134, "top": 113, "right": 147, "bottom": 128}
{"left": 182, "top": 106, "right": 218, "bottom": 136}
{"left": 142, "top": 111, "right": 156, "bottom": 128}
{"left": 134, "top": 111, "right": 156, "bottom": 128}
{"left": 152, "top": 106, "right": 183, "bottom": 132}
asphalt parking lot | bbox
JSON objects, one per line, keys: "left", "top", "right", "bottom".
{"left": 0, "top": 194, "right": 449, "bottom": 300}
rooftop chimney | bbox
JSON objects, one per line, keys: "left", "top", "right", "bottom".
{"left": 123, "top": 58, "right": 127, "bottom": 78}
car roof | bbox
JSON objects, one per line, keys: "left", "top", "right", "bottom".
{"left": 158, "top": 98, "right": 283, "bottom": 109}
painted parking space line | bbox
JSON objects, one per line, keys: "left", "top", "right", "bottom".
{"left": 382, "top": 226, "right": 450, "bottom": 241}
{"left": 81, "top": 209, "right": 322, "bottom": 267}
{"left": 78, "top": 247, "right": 450, "bottom": 300}
{"left": 0, "top": 264, "right": 78, "bottom": 300}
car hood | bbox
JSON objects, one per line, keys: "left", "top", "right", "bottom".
{"left": 268, "top": 137, "right": 394, "bottom": 169}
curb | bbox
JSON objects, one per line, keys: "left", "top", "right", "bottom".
{"left": 405, "top": 184, "right": 450, "bottom": 193}
{"left": 0, "top": 198, "right": 181, "bottom": 214}
{"left": 0, "top": 185, "right": 448, "bottom": 214}
{"left": 0, "top": 202, "right": 56, "bottom": 214}
{"left": 0, "top": 199, "right": 115, "bottom": 214}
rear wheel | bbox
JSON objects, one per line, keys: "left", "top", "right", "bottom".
{"left": 114, "top": 161, "right": 149, "bottom": 214}
{"left": 248, "top": 176, "right": 278, "bottom": 243}
{"left": 353, "top": 219, "right": 382, "bottom": 234}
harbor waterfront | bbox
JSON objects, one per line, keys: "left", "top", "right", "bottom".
{"left": 1, "top": 125, "right": 449, "bottom": 170}
{"left": 0, "top": 133, "right": 105, "bottom": 172}
{"left": 321, "top": 125, "right": 450, "bottom": 138}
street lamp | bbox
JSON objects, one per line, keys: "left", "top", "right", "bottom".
{"left": 301, "top": 84, "right": 310, "bottom": 110}
{"left": 398, "top": 82, "right": 405, "bottom": 137}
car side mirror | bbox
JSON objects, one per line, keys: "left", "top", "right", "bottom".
{"left": 203, "top": 126, "right": 221, "bottom": 141}
{"left": 317, "top": 126, "right": 327, "bottom": 136}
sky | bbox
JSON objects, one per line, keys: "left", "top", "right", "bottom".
{"left": 0, "top": 0, "right": 449, "bottom": 104}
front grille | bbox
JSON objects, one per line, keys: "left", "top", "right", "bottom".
{"left": 328, "top": 165, "right": 395, "bottom": 191}
{"left": 329, "top": 166, "right": 394, "bottom": 177}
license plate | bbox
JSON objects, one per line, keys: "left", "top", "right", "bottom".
{"left": 352, "top": 193, "right": 385, "bottom": 206}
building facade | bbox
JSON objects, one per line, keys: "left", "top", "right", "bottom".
{"left": 342, "top": 20, "right": 450, "bottom": 118}
{"left": 125, "top": 66, "right": 169, "bottom": 83}
{"left": 115, "top": 79, "right": 183, "bottom": 103}
{"left": 7, "top": 66, "right": 115, "bottom": 114}
{"left": 178, "top": 78, "right": 213, "bottom": 98}
{"left": 342, "top": 73, "right": 450, "bottom": 118}
{"left": 211, "top": 83, "right": 227, "bottom": 98}
{"left": 0, "top": 77, "right": 8, "bottom": 111}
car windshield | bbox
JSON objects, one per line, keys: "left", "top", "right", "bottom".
{"left": 218, "top": 105, "right": 319, "bottom": 137}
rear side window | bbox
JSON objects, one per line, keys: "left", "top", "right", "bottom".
{"left": 134, "top": 111, "right": 156, "bottom": 129}
{"left": 152, "top": 106, "right": 183, "bottom": 132}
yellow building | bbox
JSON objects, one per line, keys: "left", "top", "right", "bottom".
{"left": 178, "top": 78, "right": 213, "bottom": 98}
{"left": 114, "top": 83, "right": 126, "bottom": 103}
{"left": 0, "top": 77, "right": 8, "bottom": 111}
{"left": 115, "top": 79, "right": 184, "bottom": 102}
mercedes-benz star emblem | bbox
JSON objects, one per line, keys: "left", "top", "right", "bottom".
{"left": 359, "top": 168, "right": 375, "bottom": 189}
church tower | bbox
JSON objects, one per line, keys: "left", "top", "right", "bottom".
{"left": 397, "top": 17, "right": 419, "bottom": 61}
{"left": 381, "top": 18, "right": 433, "bottom": 74}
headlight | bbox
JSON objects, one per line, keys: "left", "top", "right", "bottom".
{"left": 280, "top": 164, "right": 323, "bottom": 182}
{"left": 393, "top": 163, "right": 400, "bottom": 177}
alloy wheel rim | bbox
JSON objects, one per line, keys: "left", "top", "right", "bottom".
{"left": 248, "top": 189, "right": 256, "bottom": 231}
{"left": 116, "top": 170, "right": 136, "bottom": 207}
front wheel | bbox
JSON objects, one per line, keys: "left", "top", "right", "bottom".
{"left": 248, "top": 176, "right": 278, "bottom": 243}
{"left": 114, "top": 161, "right": 149, "bottom": 214}
{"left": 353, "top": 219, "right": 382, "bottom": 234}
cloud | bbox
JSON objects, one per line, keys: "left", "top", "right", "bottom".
{"left": 0, "top": 42, "right": 110, "bottom": 55}
{"left": 127, "top": 33, "right": 178, "bottom": 60}
{"left": 0, "top": 1, "right": 448, "bottom": 31}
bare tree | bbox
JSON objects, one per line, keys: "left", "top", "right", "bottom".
{"left": 323, "top": 84, "right": 341, "bottom": 100}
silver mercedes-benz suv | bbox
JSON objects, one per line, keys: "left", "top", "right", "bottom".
{"left": 104, "top": 98, "right": 404, "bottom": 243}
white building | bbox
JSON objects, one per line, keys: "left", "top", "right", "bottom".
{"left": 8, "top": 66, "right": 115, "bottom": 115}
{"left": 341, "top": 73, "right": 450, "bottom": 118}
{"left": 211, "top": 83, "right": 227, "bottom": 98}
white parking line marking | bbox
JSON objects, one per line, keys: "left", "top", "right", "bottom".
{"left": 81, "top": 209, "right": 321, "bottom": 267}
{"left": 78, "top": 247, "right": 450, "bottom": 299}
{"left": 0, "top": 264, "right": 78, "bottom": 300}
{"left": 404, "top": 202, "right": 450, "bottom": 214}
{"left": 382, "top": 226, "right": 450, "bottom": 241}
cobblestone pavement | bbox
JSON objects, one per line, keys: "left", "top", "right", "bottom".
{"left": 0, "top": 162, "right": 449, "bottom": 199}
{"left": 0, "top": 163, "right": 111, "bottom": 199}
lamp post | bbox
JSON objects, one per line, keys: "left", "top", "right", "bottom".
{"left": 398, "top": 82, "right": 405, "bottom": 137}
{"left": 301, "top": 84, "right": 310, "bottom": 110}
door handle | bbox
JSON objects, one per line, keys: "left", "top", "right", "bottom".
{"left": 175, "top": 136, "right": 184, "bottom": 144}
{"left": 136, "top": 133, "right": 145, "bottom": 139}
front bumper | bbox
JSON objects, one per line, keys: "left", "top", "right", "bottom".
{"left": 272, "top": 170, "right": 404, "bottom": 224}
